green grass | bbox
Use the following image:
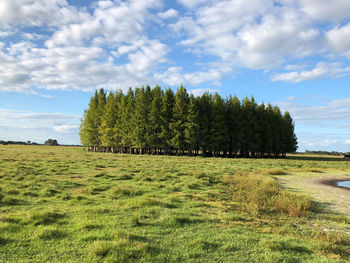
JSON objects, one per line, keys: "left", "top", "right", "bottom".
{"left": 0, "top": 145, "right": 350, "bottom": 262}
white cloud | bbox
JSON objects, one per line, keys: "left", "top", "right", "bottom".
{"left": 155, "top": 66, "right": 225, "bottom": 86}
{"left": 0, "top": 108, "right": 81, "bottom": 144}
{"left": 297, "top": 0, "right": 350, "bottom": 22}
{"left": 0, "top": 109, "right": 80, "bottom": 120}
{"left": 345, "top": 140, "right": 350, "bottom": 144}
{"left": 0, "top": 0, "right": 89, "bottom": 27}
{"left": 170, "top": 0, "right": 350, "bottom": 83}
{"left": 46, "top": 0, "right": 162, "bottom": 48}
{"left": 157, "top": 9, "right": 178, "bottom": 19}
{"left": 0, "top": 0, "right": 170, "bottom": 93}
{"left": 285, "top": 64, "right": 307, "bottom": 70}
{"left": 170, "top": 0, "right": 321, "bottom": 75}
{"left": 272, "top": 62, "right": 350, "bottom": 83}
{"left": 2, "top": 0, "right": 350, "bottom": 92}
{"left": 189, "top": 88, "right": 218, "bottom": 97}
{"left": 54, "top": 124, "right": 79, "bottom": 133}
{"left": 326, "top": 23, "right": 350, "bottom": 58}
{"left": 277, "top": 97, "right": 350, "bottom": 123}
{"left": 176, "top": 0, "right": 213, "bottom": 9}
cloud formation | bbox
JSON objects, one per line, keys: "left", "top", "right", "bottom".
{"left": 1, "top": 0, "right": 350, "bottom": 93}
{"left": 0, "top": 108, "right": 81, "bottom": 144}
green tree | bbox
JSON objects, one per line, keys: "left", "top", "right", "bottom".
{"left": 45, "top": 139, "right": 58, "bottom": 146}
{"left": 241, "top": 96, "right": 260, "bottom": 157}
{"left": 113, "top": 90, "right": 126, "bottom": 149}
{"left": 170, "top": 85, "right": 189, "bottom": 153}
{"left": 226, "top": 96, "right": 242, "bottom": 157}
{"left": 185, "top": 94, "right": 200, "bottom": 155}
{"left": 120, "top": 88, "right": 135, "bottom": 151}
{"left": 79, "top": 90, "right": 99, "bottom": 146}
{"left": 160, "top": 88, "right": 175, "bottom": 153}
{"left": 148, "top": 85, "right": 163, "bottom": 153}
{"left": 96, "top": 88, "right": 107, "bottom": 145}
{"left": 133, "top": 86, "right": 152, "bottom": 151}
{"left": 282, "top": 111, "right": 298, "bottom": 154}
{"left": 271, "top": 106, "right": 284, "bottom": 157}
{"left": 99, "top": 91, "right": 117, "bottom": 147}
{"left": 199, "top": 92, "right": 212, "bottom": 156}
{"left": 210, "top": 93, "right": 228, "bottom": 156}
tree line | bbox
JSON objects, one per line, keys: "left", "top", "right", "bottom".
{"left": 79, "top": 86, "right": 297, "bottom": 158}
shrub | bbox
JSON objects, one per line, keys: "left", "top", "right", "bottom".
{"left": 83, "top": 185, "right": 108, "bottom": 195}
{"left": 222, "top": 174, "right": 312, "bottom": 216}
{"left": 131, "top": 214, "right": 141, "bottom": 227}
{"left": 89, "top": 240, "right": 111, "bottom": 257}
{"left": 36, "top": 227, "right": 65, "bottom": 240}
{"left": 88, "top": 239, "right": 152, "bottom": 261}
{"left": 28, "top": 211, "right": 64, "bottom": 225}
{"left": 112, "top": 185, "right": 143, "bottom": 197}
{"left": 265, "top": 169, "right": 289, "bottom": 175}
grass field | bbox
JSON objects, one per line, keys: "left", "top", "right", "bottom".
{"left": 1, "top": 145, "right": 350, "bottom": 262}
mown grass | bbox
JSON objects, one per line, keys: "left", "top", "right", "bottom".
{"left": 0, "top": 145, "right": 350, "bottom": 262}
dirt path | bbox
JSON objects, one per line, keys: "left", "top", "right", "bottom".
{"left": 275, "top": 171, "right": 350, "bottom": 216}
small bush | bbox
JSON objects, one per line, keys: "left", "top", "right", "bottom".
{"left": 114, "top": 229, "right": 130, "bottom": 240}
{"left": 83, "top": 185, "right": 108, "bottom": 195}
{"left": 315, "top": 230, "right": 350, "bottom": 246}
{"left": 89, "top": 240, "right": 111, "bottom": 257}
{"left": 29, "top": 210, "right": 64, "bottom": 225}
{"left": 222, "top": 174, "right": 312, "bottom": 216}
{"left": 112, "top": 185, "right": 143, "bottom": 197}
{"left": 88, "top": 239, "right": 152, "bottom": 261}
{"left": 36, "top": 227, "right": 65, "bottom": 240}
{"left": 131, "top": 214, "right": 141, "bottom": 227}
{"left": 265, "top": 169, "right": 289, "bottom": 175}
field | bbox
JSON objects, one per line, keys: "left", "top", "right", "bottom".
{"left": 1, "top": 146, "right": 350, "bottom": 262}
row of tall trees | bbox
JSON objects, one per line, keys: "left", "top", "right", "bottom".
{"left": 79, "top": 86, "right": 297, "bottom": 157}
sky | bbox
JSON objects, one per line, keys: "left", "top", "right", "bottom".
{"left": 1, "top": 0, "right": 350, "bottom": 152}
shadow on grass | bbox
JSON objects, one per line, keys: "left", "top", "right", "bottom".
{"left": 0, "top": 237, "right": 10, "bottom": 246}
{"left": 310, "top": 200, "right": 339, "bottom": 215}
{"left": 286, "top": 156, "right": 348, "bottom": 162}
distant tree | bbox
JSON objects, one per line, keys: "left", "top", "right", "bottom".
{"left": 114, "top": 91, "right": 127, "bottom": 149}
{"left": 185, "top": 94, "right": 200, "bottom": 155}
{"left": 45, "top": 139, "right": 58, "bottom": 146}
{"left": 226, "top": 95, "right": 242, "bottom": 157}
{"left": 282, "top": 111, "right": 298, "bottom": 154}
{"left": 148, "top": 85, "right": 163, "bottom": 153}
{"left": 133, "top": 86, "right": 152, "bottom": 151}
{"left": 79, "top": 90, "right": 99, "bottom": 146}
{"left": 271, "top": 106, "right": 284, "bottom": 157}
{"left": 80, "top": 85, "right": 298, "bottom": 158}
{"left": 210, "top": 93, "right": 228, "bottom": 156}
{"left": 160, "top": 88, "right": 175, "bottom": 152}
{"left": 120, "top": 88, "right": 135, "bottom": 151}
{"left": 199, "top": 92, "right": 212, "bottom": 156}
{"left": 170, "top": 85, "right": 189, "bottom": 153}
{"left": 99, "top": 91, "right": 117, "bottom": 147}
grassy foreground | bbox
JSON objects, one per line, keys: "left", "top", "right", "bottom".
{"left": 1, "top": 146, "right": 350, "bottom": 262}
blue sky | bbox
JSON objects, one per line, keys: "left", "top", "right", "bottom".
{"left": 1, "top": 0, "right": 350, "bottom": 151}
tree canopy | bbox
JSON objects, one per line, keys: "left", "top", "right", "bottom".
{"left": 80, "top": 86, "right": 298, "bottom": 157}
